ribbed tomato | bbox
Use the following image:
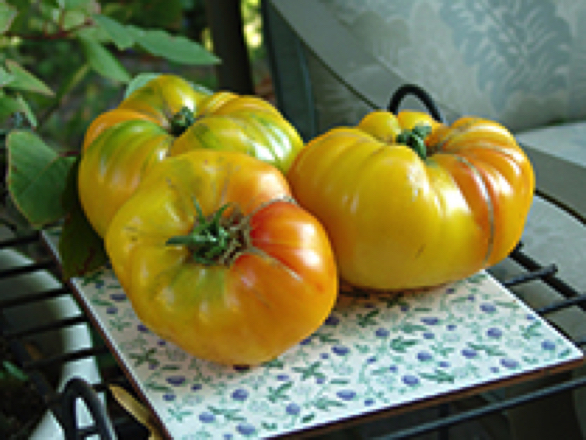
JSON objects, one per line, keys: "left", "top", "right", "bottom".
{"left": 288, "top": 110, "right": 535, "bottom": 290}
{"left": 78, "top": 74, "right": 303, "bottom": 237}
{"left": 105, "top": 150, "right": 338, "bottom": 366}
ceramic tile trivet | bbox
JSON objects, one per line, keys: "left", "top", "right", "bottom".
{"left": 43, "top": 228, "right": 583, "bottom": 439}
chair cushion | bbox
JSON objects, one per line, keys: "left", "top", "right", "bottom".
{"left": 516, "top": 121, "right": 586, "bottom": 168}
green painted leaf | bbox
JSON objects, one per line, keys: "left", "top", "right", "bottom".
{"left": 131, "top": 27, "right": 220, "bottom": 65}
{"left": 7, "top": 130, "right": 75, "bottom": 227}
{"left": 58, "top": 158, "right": 108, "bottom": 279}
{"left": 79, "top": 37, "right": 131, "bottom": 82}
{"left": 93, "top": 15, "right": 134, "bottom": 50}
{"left": 4, "top": 60, "right": 54, "bottom": 96}
{"left": 0, "top": 2, "right": 17, "bottom": 33}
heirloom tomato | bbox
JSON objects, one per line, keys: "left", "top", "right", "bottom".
{"left": 78, "top": 74, "right": 303, "bottom": 237}
{"left": 287, "top": 110, "right": 535, "bottom": 291}
{"left": 105, "top": 150, "right": 338, "bottom": 366}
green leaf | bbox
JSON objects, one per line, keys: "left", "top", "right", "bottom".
{"left": 58, "top": 193, "right": 108, "bottom": 279}
{"left": 0, "top": 65, "right": 14, "bottom": 86}
{"left": 54, "top": 63, "right": 91, "bottom": 104}
{"left": 129, "top": 26, "right": 220, "bottom": 65}
{"left": 6, "top": 130, "right": 75, "bottom": 227}
{"left": 4, "top": 60, "right": 54, "bottom": 96}
{"left": 0, "top": 2, "right": 17, "bottom": 33}
{"left": 79, "top": 37, "right": 130, "bottom": 83}
{"left": 93, "top": 15, "right": 134, "bottom": 50}
{"left": 123, "top": 73, "right": 161, "bottom": 99}
{"left": 15, "top": 93, "right": 37, "bottom": 128}
{"left": 0, "top": 95, "right": 22, "bottom": 121}
{"left": 57, "top": 156, "right": 108, "bottom": 279}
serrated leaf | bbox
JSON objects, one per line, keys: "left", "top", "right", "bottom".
{"left": 5, "top": 60, "right": 54, "bottom": 96}
{"left": 132, "top": 27, "right": 219, "bottom": 65}
{"left": 7, "top": 131, "right": 75, "bottom": 227}
{"left": 79, "top": 37, "right": 130, "bottom": 83}
{"left": 93, "top": 15, "right": 134, "bottom": 50}
{"left": 0, "top": 2, "right": 17, "bottom": 33}
{"left": 58, "top": 158, "right": 108, "bottom": 279}
{"left": 123, "top": 73, "right": 161, "bottom": 99}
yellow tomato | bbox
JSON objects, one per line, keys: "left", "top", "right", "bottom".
{"left": 288, "top": 110, "right": 535, "bottom": 290}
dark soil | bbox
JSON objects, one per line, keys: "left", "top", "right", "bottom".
{"left": 0, "top": 336, "right": 45, "bottom": 439}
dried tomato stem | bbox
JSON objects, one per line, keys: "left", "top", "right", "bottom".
{"left": 396, "top": 124, "right": 431, "bottom": 160}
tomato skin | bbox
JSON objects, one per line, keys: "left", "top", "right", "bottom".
{"left": 105, "top": 150, "right": 337, "bottom": 366}
{"left": 287, "top": 110, "right": 535, "bottom": 291}
{"left": 78, "top": 74, "right": 303, "bottom": 237}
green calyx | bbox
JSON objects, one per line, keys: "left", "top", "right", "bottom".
{"left": 170, "top": 106, "right": 196, "bottom": 136}
{"left": 396, "top": 124, "right": 431, "bottom": 160}
{"left": 166, "top": 198, "right": 248, "bottom": 266}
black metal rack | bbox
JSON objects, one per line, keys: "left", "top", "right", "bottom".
{"left": 1, "top": 214, "right": 586, "bottom": 439}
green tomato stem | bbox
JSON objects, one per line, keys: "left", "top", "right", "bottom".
{"left": 170, "top": 106, "right": 196, "bottom": 136}
{"left": 396, "top": 124, "right": 431, "bottom": 160}
{"left": 166, "top": 199, "right": 241, "bottom": 266}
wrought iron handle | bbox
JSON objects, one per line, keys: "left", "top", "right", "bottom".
{"left": 388, "top": 84, "right": 447, "bottom": 124}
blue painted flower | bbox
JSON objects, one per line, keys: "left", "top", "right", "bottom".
{"left": 366, "top": 356, "right": 377, "bottom": 364}
{"left": 417, "top": 351, "right": 433, "bottom": 362}
{"left": 487, "top": 328, "right": 502, "bottom": 339}
{"left": 236, "top": 422, "right": 256, "bottom": 436}
{"left": 137, "top": 324, "right": 149, "bottom": 333}
{"left": 110, "top": 292, "right": 127, "bottom": 302}
{"left": 231, "top": 388, "right": 249, "bottom": 402}
{"left": 233, "top": 365, "right": 250, "bottom": 372}
{"left": 191, "top": 384, "right": 203, "bottom": 391}
{"left": 480, "top": 303, "right": 497, "bottom": 313}
{"left": 364, "top": 398, "right": 375, "bottom": 406}
{"left": 402, "top": 375, "right": 420, "bottom": 386}
{"left": 421, "top": 317, "right": 439, "bottom": 325}
{"left": 199, "top": 411, "right": 215, "bottom": 423}
{"left": 299, "top": 337, "right": 312, "bottom": 346}
{"left": 500, "top": 358, "right": 519, "bottom": 369}
{"left": 332, "top": 345, "right": 350, "bottom": 356}
{"left": 423, "top": 332, "right": 435, "bottom": 340}
{"left": 336, "top": 390, "right": 357, "bottom": 401}
{"left": 438, "top": 361, "right": 450, "bottom": 368}
{"left": 286, "top": 402, "right": 301, "bottom": 416}
{"left": 324, "top": 315, "right": 340, "bottom": 326}
{"left": 166, "top": 375, "right": 186, "bottom": 386}
{"left": 446, "top": 324, "right": 457, "bottom": 331}
{"left": 461, "top": 348, "right": 478, "bottom": 359}
{"left": 320, "top": 353, "right": 330, "bottom": 360}
{"left": 541, "top": 340, "right": 556, "bottom": 351}
{"left": 276, "top": 374, "right": 290, "bottom": 381}
{"left": 389, "top": 365, "right": 398, "bottom": 373}
{"left": 106, "top": 306, "right": 117, "bottom": 315}
{"left": 163, "top": 393, "right": 175, "bottom": 402}
{"left": 375, "top": 328, "right": 390, "bottom": 338}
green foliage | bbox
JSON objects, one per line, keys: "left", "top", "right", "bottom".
{"left": 0, "top": 0, "right": 219, "bottom": 274}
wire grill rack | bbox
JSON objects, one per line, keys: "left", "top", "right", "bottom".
{"left": 1, "top": 222, "right": 585, "bottom": 439}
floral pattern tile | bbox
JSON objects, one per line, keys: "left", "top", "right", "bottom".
{"left": 43, "top": 229, "right": 582, "bottom": 439}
